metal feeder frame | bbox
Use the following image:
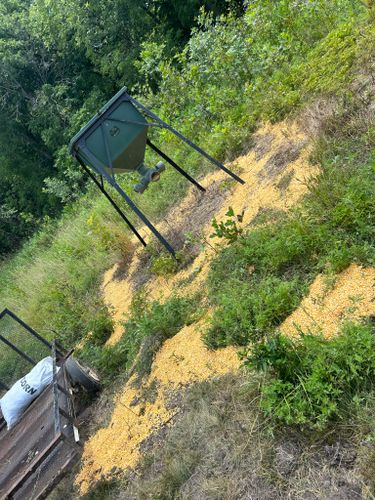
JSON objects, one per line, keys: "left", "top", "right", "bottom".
{"left": 69, "top": 88, "right": 245, "bottom": 256}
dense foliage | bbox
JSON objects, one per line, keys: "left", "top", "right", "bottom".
{"left": 246, "top": 321, "right": 375, "bottom": 429}
{"left": 0, "top": 0, "right": 242, "bottom": 256}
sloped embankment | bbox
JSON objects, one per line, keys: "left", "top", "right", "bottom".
{"left": 76, "top": 119, "right": 374, "bottom": 493}
{"left": 103, "top": 119, "right": 318, "bottom": 346}
{"left": 76, "top": 320, "right": 239, "bottom": 493}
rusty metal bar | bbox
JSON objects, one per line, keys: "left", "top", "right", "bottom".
{"left": 59, "top": 407, "right": 75, "bottom": 424}
{"left": 52, "top": 341, "right": 61, "bottom": 435}
{"left": 57, "top": 383, "right": 70, "bottom": 397}
{"left": 0, "top": 418, "right": 6, "bottom": 433}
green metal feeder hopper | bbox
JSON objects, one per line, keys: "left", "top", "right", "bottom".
{"left": 73, "top": 99, "right": 148, "bottom": 174}
{"left": 69, "top": 87, "right": 245, "bottom": 255}
{"left": 69, "top": 88, "right": 165, "bottom": 194}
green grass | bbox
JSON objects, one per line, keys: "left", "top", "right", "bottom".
{"left": 246, "top": 320, "right": 375, "bottom": 430}
{"left": 77, "top": 293, "right": 202, "bottom": 383}
{"left": 0, "top": 193, "right": 130, "bottom": 348}
{"left": 205, "top": 103, "right": 375, "bottom": 348}
{"left": 0, "top": 0, "right": 374, "bottom": 422}
{"left": 78, "top": 371, "right": 375, "bottom": 499}
{"left": 21, "top": 5, "right": 375, "bottom": 498}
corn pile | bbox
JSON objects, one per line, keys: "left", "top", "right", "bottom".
{"left": 77, "top": 118, "right": 374, "bottom": 494}
{"left": 104, "top": 120, "right": 319, "bottom": 345}
{"left": 281, "top": 264, "right": 375, "bottom": 338}
{"left": 76, "top": 321, "right": 239, "bottom": 493}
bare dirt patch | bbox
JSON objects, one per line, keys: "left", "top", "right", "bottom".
{"left": 277, "top": 169, "right": 295, "bottom": 191}
{"left": 253, "top": 131, "right": 276, "bottom": 160}
{"left": 257, "top": 139, "right": 307, "bottom": 180}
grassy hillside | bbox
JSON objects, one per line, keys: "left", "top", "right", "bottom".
{"left": 1, "top": 1, "right": 375, "bottom": 498}
{"left": 1, "top": 0, "right": 373, "bottom": 348}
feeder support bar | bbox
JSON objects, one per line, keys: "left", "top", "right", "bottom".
{"left": 128, "top": 95, "right": 245, "bottom": 185}
{"left": 79, "top": 146, "right": 176, "bottom": 256}
{"left": 76, "top": 156, "right": 147, "bottom": 248}
{"left": 147, "top": 140, "right": 206, "bottom": 192}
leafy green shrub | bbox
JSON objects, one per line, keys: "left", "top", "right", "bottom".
{"left": 210, "top": 206, "right": 244, "bottom": 244}
{"left": 241, "top": 218, "right": 332, "bottom": 275}
{"left": 204, "top": 277, "right": 304, "bottom": 348}
{"left": 245, "top": 321, "right": 375, "bottom": 429}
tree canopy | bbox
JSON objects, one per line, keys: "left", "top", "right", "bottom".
{"left": 0, "top": 0, "right": 241, "bottom": 256}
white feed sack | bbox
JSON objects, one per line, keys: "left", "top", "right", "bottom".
{"left": 0, "top": 356, "right": 58, "bottom": 430}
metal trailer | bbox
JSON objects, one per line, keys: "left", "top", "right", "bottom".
{"left": 0, "top": 309, "right": 95, "bottom": 499}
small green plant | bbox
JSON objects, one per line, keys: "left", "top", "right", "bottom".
{"left": 86, "top": 305, "right": 114, "bottom": 346}
{"left": 245, "top": 321, "right": 375, "bottom": 429}
{"left": 149, "top": 248, "right": 195, "bottom": 277}
{"left": 150, "top": 253, "right": 179, "bottom": 276}
{"left": 210, "top": 207, "right": 244, "bottom": 244}
{"left": 184, "top": 230, "right": 218, "bottom": 254}
{"left": 129, "top": 286, "right": 149, "bottom": 316}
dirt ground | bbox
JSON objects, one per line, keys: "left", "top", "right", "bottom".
{"left": 73, "top": 118, "right": 375, "bottom": 496}
{"left": 102, "top": 119, "right": 319, "bottom": 346}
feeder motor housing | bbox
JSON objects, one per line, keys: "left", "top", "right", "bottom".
{"left": 134, "top": 161, "right": 165, "bottom": 194}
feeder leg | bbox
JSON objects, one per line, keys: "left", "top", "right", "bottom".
{"left": 147, "top": 140, "right": 206, "bottom": 192}
{"left": 128, "top": 96, "right": 245, "bottom": 185}
{"left": 78, "top": 149, "right": 176, "bottom": 257}
{"left": 77, "top": 157, "right": 147, "bottom": 248}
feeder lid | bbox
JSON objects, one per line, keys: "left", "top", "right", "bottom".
{"left": 69, "top": 86, "right": 149, "bottom": 174}
{"left": 68, "top": 87, "right": 130, "bottom": 155}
